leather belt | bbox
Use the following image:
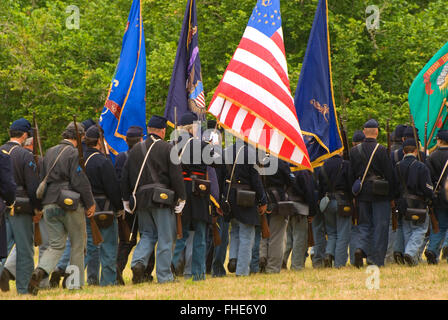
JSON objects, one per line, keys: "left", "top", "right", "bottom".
{"left": 183, "top": 171, "right": 206, "bottom": 181}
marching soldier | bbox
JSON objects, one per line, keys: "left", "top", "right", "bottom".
{"left": 0, "top": 150, "right": 16, "bottom": 261}
{"left": 391, "top": 125, "right": 407, "bottom": 152}
{"left": 391, "top": 126, "right": 426, "bottom": 166}
{"left": 0, "top": 119, "right": 42, "bottom": 294}
{"left": 49, "top": 118, "right": 100, "bottom": 288}
{"left": 391, "top": 126, "right": 424, "bottom": 264}
{"left": 310, "top": 166, "right": 325, "bottom": 268}
{"left": 171, "top": 112, "right": 214, "bottom": 281}
{"left": 287, "top": 169, "right": 317, "bottom": 270}
{"left": 386, "top": 124, "right": 408, "bottom": 265}
{"left": 115, "top": 126, "right": 155, "bottom": 284}
{"left": 211, "top": 153, "right": 230, "bottom": 277}
{"left": 226, "top": 140, "right": 267, "bottom": 277}
{"left": 395, "top": 139, "right": 434, "bottom": 266}
{"left": 318, "top": 152, "right": 353, "bottom": 268}
{"left": 2, "top": 135, "right": 51, "bottom": 289}
{"left": 425, "top": 130, "right": 448, "bottom": 264}
{"left": 349, "top": 130, "right": 366, "bottom": 266}
{"left": 350, "top": 119, "right": 396, "bottom": 267}
{"left": 121, "top": 115, "right": 186, "bottom": 284}
{"left": 83, "top": 126, "right": 124, "bottom": 286}
{"left": 352, "top": 130, "right": 365, "bottom": 146}
{"left": 28, "top": 122, "right": 96, "bottom": 295}
{"left": 259, "top": 156, "right": 292, "bottom": 274}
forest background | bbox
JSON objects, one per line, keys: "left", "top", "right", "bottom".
{"left": 0, "top": 0, "right": 446, "bottom": 149}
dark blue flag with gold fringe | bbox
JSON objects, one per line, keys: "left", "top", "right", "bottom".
{"left": 294, "top": 0, "right": 342, "bottom": 167}
{"left": 165, "top": 0, "right": 206, "bottom": 126}
{"left": 100, "top": 0, "right": 147, "bottom": 162}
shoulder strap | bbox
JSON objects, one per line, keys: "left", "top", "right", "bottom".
{"left": 4, "top": 146, "right": 21, "bottom": 182}
{"left": 132, "top": 137, "right": 161, "bottom": 195}
{"left": 42, "top": 146, "right": 70, "bottom": 182}
{"left": 85, "top": 152, "right": 100, "bottom": 167}
{"left": 394, "top": 149, "right": 400, "bottom": 163}
{"left": 360, "top": 143, "right": 380, "bottom": 185}
{"left": 356, "top": 144, "right": 368, "bottom": 167}
{"left": 4, "top": 145, "right": 19, "bottom": 156}
{"left": 225, "top": 145, "right": 245, "bottom": 202}
{"left": 178, "top": 137, "right": 195, "bottom": 161}
{"left": 435, "top": 159, "right": 448, "bottom": 192}
{"left": 396, "top": 159, "right": 417, "bottom": 195}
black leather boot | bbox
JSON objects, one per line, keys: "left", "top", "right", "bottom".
{"left": 28, "top": 268, "right": 47, "bottom": 296}
{"left": 131, "top": 263, "right": 146, "bottom": 284}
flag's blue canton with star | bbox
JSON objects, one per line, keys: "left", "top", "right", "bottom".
{"left": 294, "top": 0, "right": 342, "bottom": 167}
{"left": 248, "top": 1, "right": 282, "bottom": 37}
{"left": 100, "top": 0, "right": 147, "bottom": 162}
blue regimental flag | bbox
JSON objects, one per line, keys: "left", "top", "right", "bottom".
{"left": 294, "top": 0, "right": 342, "bottom": 167}
{"left": 100, "top": 0, "right": 147, "bottom": 161}
{"left": 165, "top": 0, "right": 206, "bottom": 126}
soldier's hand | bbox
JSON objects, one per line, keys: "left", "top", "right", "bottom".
{"left": 216, "top": 207, "right": 223, "bottom": 216}
{"left": 307, "top": 216, "right": 314, "bottom": 224}
{"left": 258, "top": 204, "right": 267, "bottom": 215}
{"left": 33, "top": 209, "right": 43, "bottom": 223}
{"left": 86, "top": 204, "right": 96, "bottom": 218}
{"left": 123, "top": 201, "right": 131, "bottom": 214}
{"left": 117, "top": 209, "right": 125, "bottom": 219}
{"left": 175, "top": 200, "right": 186, "bottom": 214}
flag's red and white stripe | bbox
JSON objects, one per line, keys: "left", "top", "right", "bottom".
{"left": 194, "top": 91, "right": 206, "bottom": 109}
{"left": 208, "top": 26, "right": 311, "bottom": 168}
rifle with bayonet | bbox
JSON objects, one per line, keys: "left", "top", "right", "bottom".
{"left": 409, "top": 114, "right": 422, "bottom": 162}
{"left": 338, "top": 115, "right": 350, "bottom": 161}
{"left": 73, "top": 115, "right": 103, "bottom": 246}
{"left": 97, "top": 123, "right": 131, "bottom": 243}
{"left": 211, "top": 208, "right": 222, "bottom": 246}
{"left": 259, "top": 154, "right": 271, "bottom": 239}
{"left": 410, "top": 113, "right": 439, "bottom": 234}
{"left": 338, "top": 115, "right": 359, "bottom": 227}
{"left": 386, "top": 116, "right": 398, "bottom": 231}
{"left": 32, "top": 112, "right": 42, "bottom": 247}
{"left": 174, "top": 107, "right": 183, "bottom": 240}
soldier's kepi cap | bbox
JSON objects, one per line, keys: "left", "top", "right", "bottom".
{"left": 10, "top": 118, "right": 31, "bottom": 133}
{"left": 179, "top": 112, "right": 198, "bottom": 126}
{"left": 85, "top": 126, "right": 100, "bottom": 139}
{"left": 437, "top": 130, "right": 448, "bottom": 142}
{"left": 352, "top": 130, "right": 365, "bottom": 143}
{"left": 65, "top": 121, "right": 85, "bottom": 135}
{"left": 403, "top": 138, "right": 417, "bottom": 149}
{"left": 363, "top": 119, "right": 379, "bottom": 129}
{"left": 395, "top": 124, "right": 407, "bottom": 139}
{"left": 147, "top": 115, "right": 167, "bottom": 129}
{"left": 126, "top": 126, "right": 143, "bottom": 138}
{"left": 403, "top": 126, "right": 418, "bottom": 139}
{"left": 81, "top": 119, "right": 96, "bottom": 131}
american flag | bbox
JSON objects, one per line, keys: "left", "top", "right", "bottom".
{"left": 208, "top": 0, "right": 311, "bottom": 169}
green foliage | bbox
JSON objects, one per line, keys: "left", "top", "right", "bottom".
{"left": 0, "top": 0, "right": 447, "bottom": 148}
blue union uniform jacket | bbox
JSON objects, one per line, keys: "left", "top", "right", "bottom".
{"left": 0, "top": 141, "right": 41, "bottom": 213}
{"left": 426, "top": 146, "right": 448, "bottom": 208}
{"left": 224, "top": 143, "right": 267, "bottom": 226}
{"left": 0, "top": 152, "right": 16, "bottom": 259}
{"left": 84, "top": 147, "right": 123, "bottom": 212}
{"left": 349, "top": 138, "right": 396, "bottom": 202}
{"left": 396, "top": 154, "right": 433, "bottom": 199}
{"left": 318, "top": 154, "right": 352, "bottom": 200}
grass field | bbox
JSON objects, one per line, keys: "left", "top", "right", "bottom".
{"left": 1, "top": 258, "right": 447, "bottom": 300}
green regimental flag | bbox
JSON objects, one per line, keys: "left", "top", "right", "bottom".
{"left": 409, "top": 42, "right": 448, "bottom": 151}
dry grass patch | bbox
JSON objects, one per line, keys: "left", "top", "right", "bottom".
{"left": 1, "top": 261, "right": 447, "bottom": 300}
